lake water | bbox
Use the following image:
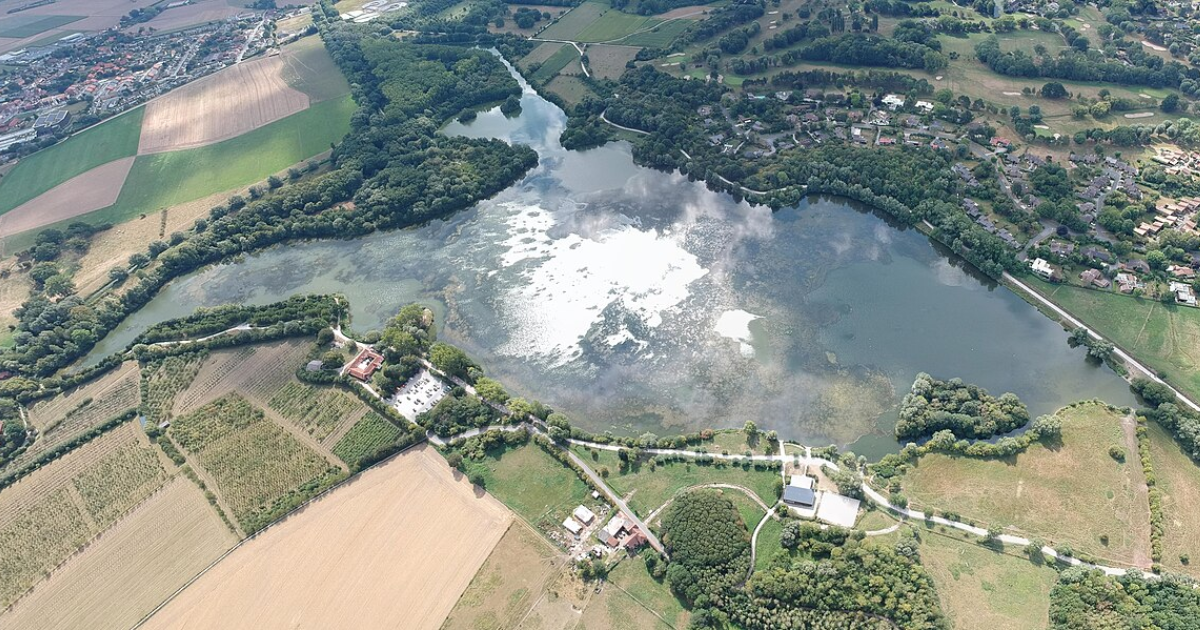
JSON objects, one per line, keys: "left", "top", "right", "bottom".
{"left": 87, "top": 57, "right": 1135, "bottom": 456}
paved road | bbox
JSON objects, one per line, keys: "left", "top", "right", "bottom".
{"left": 563, "top": 446, "right": 667, "bottom": 555}
{"left": 598, "top": 109, "right": 648, "bottom": 135}
{"left": 1004, "top": 272, "right": 1200, "bottom": 413}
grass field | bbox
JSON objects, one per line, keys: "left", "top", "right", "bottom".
{"left": 168, "top": 393, "right": 336, "bottom": 531}
{"left": 545, "top": 74, "right": 597, "bottom": 106}
{"left": 460, "top": 442, "right": 592, "bottom": 531}
{"left": 572, "top": 445, "right": 779, "bottom": 517}
{"left": 280, "top": 36, "right": 352, "bottom": 103}
{"left": 754, "top": 516, "right": 783, "bottom": 570}
{"left": 919, "top": 530, "right": 1058, "bottom": 630}
{"left": 442, "top": 520, "right": 564, "bottom": 630}
{"left": 0, "top": 477, "right": 237, "bottom": 630}
{"left": 578, "top": 558, "right": 684, "bottom": 629}
{"left": 0, "top": 422, "right": 168, "bottom": 607}
{"left": 0, "top": 108, "right": 143, "bottom": 215}
{"left": 1035, "top": 279, "right": 1200, "bottom": 408}
{"left": 141, "top": 446, "right": 511, "bottom": 630}
{"left": 585, "top": 44, "right": 640, "bottom": 80}
{"left": 900, "top": 402, "right": 1150, "bottom": 566}
{"left": 0, "top": 14, "right": 84, "bottom": 38}
{"left": 1146, "top": 421, "right": 1200, "bottom": 576}
{"left": 85, "top": 95, "right": 354, "bottom": 227}
{"left": 538, "top": 1, "right": 688, "bottom": 45}
{"left": 530, "top": 44, "right": 579, "bottom": 83}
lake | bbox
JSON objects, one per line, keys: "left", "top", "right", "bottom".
{"left": 87, "top": 57, "right": 1135, "bottom": 457}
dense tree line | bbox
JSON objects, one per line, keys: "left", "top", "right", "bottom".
{"left": 730, "top": 525, "right": 947, "bottom": 629}
{"left": 1049, "top": 568, "right": 1200, "bottom": 629}
{"left": 0, "top": 21, "right": 537, "bottom": 383}
{"left": 417, "top": 392, "right": 498, "bottom": 436}
{"left": 780, "top": 32, "right": 947, "bottom": 71}
{"left": 132, "top": 295, "right": 341, "bottom": 344}
{"left": 895, "top": 373, "right": 1029, "bottom": 440}
{"left": 975, "top": 34, "right": 1188, "bottom": 89}
{"left": 683, "top": 1, "right": 765, "bottom": 44}
{"left": 1133, "top": 378, "right": 1200, "bottom": 465}
{"left": 769, "top": 69, "right": 934, "bottom": 95}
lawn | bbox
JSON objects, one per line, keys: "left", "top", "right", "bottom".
{"left": 725, "top": 488, "right": 768, "bottom": 531}
{"left": 708, "top": 428, "right": 771, "bottom": 456}
{"left": 530, "top": 44, "right": 578, "bottom": 83}
{"left": 1146, "top": 421, "right": 1200, "bottom": 577}
{"left": 0, "top": 108, "right": 144, "bottom": 215}
{"left": 899, "top": 402, "right": 1149, "bottom": 566}
{"left": 545, "top": 75, "right": 596, "bottom": 106}
{"left": 919, "top": 530, "right": 1058, "bottom": 630}
{"left": 595, "top": 556, "right": 690, "bottom": 628}
{"left": 460, "top": 442, "right": 592, "bottom": 530}
{"left": 280, "top": 37, "right": 352, "bottom": 103}
{"left": 86, "top": 95, "right": 354, "bottom": 227}
{"left": 538, "top": 1, "right": 686, "bottom": 45}
{"left": 0, "top": 14, "right": 84, "bottom": 38}
{"left": 572, "top": 445, "right": 780, "bottom": 517}
{"left": 754, "top": 516, "right": 783, "bottom": 570}
{"left": 1035, "top": 279, "right": 1200, "bottom": 407}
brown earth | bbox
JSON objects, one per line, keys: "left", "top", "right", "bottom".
{"left": 140, "top": 445, "right": 512, "bottom": 630}
{"left": 0, "top": 0, "right": 159, "bottom": 54}
{"left": 138, "top": 56, "right": 310, "bottom": 155}
{"left": 0, "top": 477, "right": 237, "bottom": 630}
{"left": 0, "top": 157, "right": 133, "bottom": 238}
{"left": 125, "top": 0, "right": 244, "bottom": 33}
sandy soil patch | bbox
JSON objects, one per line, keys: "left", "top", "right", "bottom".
{"left": 141, "top": 445, "right": 512, "bottom": 630}
{"left": 1124, "top": 111, "right": 1156, "bottom": 119}
{"left": 1142, "top": 40, "right": 1167, "bottom": 52}
{"left": 0, "top": 477, "right": 237, "bottom": 630}
{"left": 138, "top": 56, "right": 310, "bottom": 155}
{"left": 0, "top": 157, "right": 133, "bottom": 239}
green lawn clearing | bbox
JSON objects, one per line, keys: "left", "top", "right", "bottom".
{"left": 280, "top": 36, "right": 352, "bottom": 103}
{"left": 598, "top": 556, "right": 690, "bottom": 628}
{"left": 1035, "top": 279, "right": 1200, "bottom": 408}
{"left": 919, "top": 530, "right": 1058, "bottom": 630}
{"left": 899, "top": 402, "right": 1150, "bottom": 566}
{"left": 572, "top": 445, "right": 780, "bottom": 518}
{"left": 1147, "top": 421, "right": 1200, "bottom": 577}
{"left": 0, "top": 108, "right": 144, "bottom": 215}
{"left": 460, "top": 442, "right": 592, "bottom": 530}
{"left": 754, "top": 516, "right": 783, "bottom": 570}
{"left": 531, "top": 44, "right": 579, "bottom": 83}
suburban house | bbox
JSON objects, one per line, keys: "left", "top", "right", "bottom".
{"left": 882, "top": 94, "right": 905, "bottom": 110}
{"left": 1080, "top": 268, "right": 1110, "bottom": 289}
{"left": 573, "top": 505, "right": 596, "bottom": 525}
{"left": 1171, "top": 282, "right": 1198, "bottom": 307}
{"left": 1030, "top": 258, "right": 1055, "bottom": 281}
{"left": 596, "top": 515, "right": 646, "bottom": 550}
{"left": 346, "top": 347, "right": 384, "bottom": 381}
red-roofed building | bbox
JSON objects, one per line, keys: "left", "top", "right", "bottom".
{"left": 347, "top": 347, "right": 384, "bottom": 381}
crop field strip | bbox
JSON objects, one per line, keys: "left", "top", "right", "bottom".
{"left": 330, "top": 412, "right": 402, "bottom": 466}
{"left": 173, "top": 339, "right": 311, "bottom": 418}
{"left": 167, "top": 393, "right": 336, "bottom": 531}
{"left": 12, "top": 362, "right": 141, "bottom": 470}
{"left": 0, "top": 422, "right": 168, "bottom": 607}
{"left": 0, "top": 477, "right": 238, "bottom": 630}
{"left": 0, "top": 15, "right": 85, "bottom": 39}
{"left": 142, "top": 352, "right": 207, "bottom": 426}
{"left": 268, "top": 381, "right": 362, "bottom": 442}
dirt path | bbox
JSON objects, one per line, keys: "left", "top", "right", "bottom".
{"left": 1120, "top": 413, "right": 1153, "bottom": 569}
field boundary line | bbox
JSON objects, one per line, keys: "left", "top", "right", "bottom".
{"left": 128, "top": 439, "right": 427, "bottom": 630}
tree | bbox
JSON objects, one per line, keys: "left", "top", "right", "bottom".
{"left": 445, "top": 452, "right": 464, "bottom": 468}
{"left": 1161, "top": 93, "right": 1181, "bottom": 113}
{"left": 468, "top": 470, "right": 486, "bottom": 488}
{"left": 321, "top": 350, "right": 345, "bottom": 369}
{"left": 429, "top": 342, "right": 471, "bottom": 378}
{"left": 474, "top": 377, "right": 509, "bottom": 404}
{"left": 743, "top": 420, "right": 758, "bottom": 439}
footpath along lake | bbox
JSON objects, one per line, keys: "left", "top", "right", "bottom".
{"left": 88, "top": 58, "right": 1135, "bottom": 456}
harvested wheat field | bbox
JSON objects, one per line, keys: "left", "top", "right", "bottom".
{"left": 138, "top": 56, "right": 310, "bottom": 155}
{"left": 141, "top": 445, "right": 511, "bottom": 630}
{"left": 128, "top": 0, "right": 243, "bottom": 33}
{"left": 0, "top": 157, "right": 134, "bottom": 238}
{"left": 0, "top": 477, "right": 237, "bottom": 630}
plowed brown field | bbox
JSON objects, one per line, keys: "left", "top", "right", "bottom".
{"left": 0, "top": 157, "right": 133, "bottom": 238}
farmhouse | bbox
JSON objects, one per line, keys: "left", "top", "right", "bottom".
{"left": 562, "top": 518, "right": 583, "bottom": 536}
{"left": 347, "top": 347, "right": 384, "bottom": 381}
{"left": 1170, "top": 282, "right": 1197, "bottom": 307}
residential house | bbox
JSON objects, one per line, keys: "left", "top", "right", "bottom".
{"left": 1080, "top": 268, "right": 1111, "bottom": 288}
{"left": 1030, "top": 258, "right": 1055, "bottom": 280}
{"left": 1169, "top": 264, "right": 1196, "bottom": 279}
{"left": 1048, "top": 240, "right": 1075, "bottom": 257}
{"left": 882, "top": 94, "right": 905, "bottom": 110}
{"left": 1170, "top": 281, "right": 1197, "bottom": 306}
